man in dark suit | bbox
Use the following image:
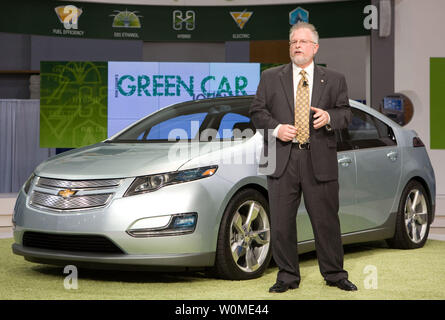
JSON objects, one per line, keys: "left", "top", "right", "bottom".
{"left": 249, "top": 22, "right": 357, "bottom": 293}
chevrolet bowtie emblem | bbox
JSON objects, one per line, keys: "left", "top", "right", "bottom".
{"left": 58, "top": 189, "right": 77, "bottom": 198}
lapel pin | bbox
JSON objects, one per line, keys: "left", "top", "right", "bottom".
{"left": 321, "top": 79, "right": 325, "bottom": 83}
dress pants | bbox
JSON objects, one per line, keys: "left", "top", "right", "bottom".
{"left": 267, "top": 145, "right": 348, "bottom": 285}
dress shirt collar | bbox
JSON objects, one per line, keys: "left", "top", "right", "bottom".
{"left": 292, "top": 60, "right": 314, "bottom": 81}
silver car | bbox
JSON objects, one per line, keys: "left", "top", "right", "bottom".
{"left": 12, "top": 96, "right": 436, "bottom": 280}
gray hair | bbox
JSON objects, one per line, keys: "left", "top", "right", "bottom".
{"left": 289, "top": 22, "right": 319, "bottom": 44}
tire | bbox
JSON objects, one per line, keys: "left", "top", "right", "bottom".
{"left": 387, "top": 180, "right": 431, "bottom": 249}
{"left": 214, "top": 188, "right": 272, "bottom": 280}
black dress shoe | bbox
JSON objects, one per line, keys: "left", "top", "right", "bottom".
{"left": 269, "top": 281, "right": 299, "bottom": 293}
{"left": 326, "top": 279, "right": 358, "bottom": 291}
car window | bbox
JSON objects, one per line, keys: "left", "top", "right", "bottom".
{"left": 343, "top": 109, "right": 397, "bottom": 149}
{"left": 110, "top": 98, "right": 255, "bottom": 143}
{"left": 146, "top": 113, "right": 207, "bottom": 140}
{"left": 218, "top": 113, "right": 252, "bottom": 139}
{"left": 335, "top": 129, "right": 351, "bottom": 152}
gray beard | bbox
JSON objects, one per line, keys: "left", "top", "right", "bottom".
{"left": 291, "top": 55, "right": 311, "bottom": 67}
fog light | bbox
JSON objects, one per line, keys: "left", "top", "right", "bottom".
{"left": 127, "top": 213, "right": 197, "bottom": 237}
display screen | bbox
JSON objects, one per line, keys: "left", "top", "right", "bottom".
{"left": 40, "top": 61, "right": 260, "bottom": 147}
{"left": 383, "top": 97, "right": 403, "bottom": 111}
{"left": 40, "top": 61, "right": 108, "bottom": 148}
{"left": 107, "top": 62, "right": 260, "bottom": 137}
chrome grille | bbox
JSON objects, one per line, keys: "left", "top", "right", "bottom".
{"left": 37, "top": 177, "right": 122, "bottom": 189}
{"left": 31, "top": 191, "right": 112, "bottom": 211}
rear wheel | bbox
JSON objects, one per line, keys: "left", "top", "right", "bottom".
{"left": 214, "top": 189, "right": 271, "bottom": 280}
{"left": 387, "top": 180, "right": 431, "bottom": 249}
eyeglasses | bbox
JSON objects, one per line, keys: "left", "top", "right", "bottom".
{"left": 289, "top": 39, "right": 316, "bottom": 46}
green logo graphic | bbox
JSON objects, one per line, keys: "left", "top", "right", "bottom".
{"left": 111, "top": 10, "right": 142, "bottom": 28}
{"left": 40, "top": 62, "right": 108, "bottom": 148}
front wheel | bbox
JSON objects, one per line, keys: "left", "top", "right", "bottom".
{"left": 387, "top": 180, "right": 431, "bottom": 249}
{"left": 214, "top": 189, "right": 272, "bottom": 280}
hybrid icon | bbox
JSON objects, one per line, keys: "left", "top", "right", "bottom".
{"left": 173, "top": 10, "right": 196, "bottom": 31}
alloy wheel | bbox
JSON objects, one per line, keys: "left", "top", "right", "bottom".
{"left": 404, "top": 188, "right": 428, "bottom": 244}
{"left": 229, "top": 200, "right": 270, "bottom": 273}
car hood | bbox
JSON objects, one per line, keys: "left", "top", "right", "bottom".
{"left": 35, "top": 142, "right": 250, "bottom": 180}
{"left": 35, "top": 142, "right": 225, "bottom": 180}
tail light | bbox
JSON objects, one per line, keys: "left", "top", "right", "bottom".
{"left": 413, "top": 137, "right": 425, "bottom": 147}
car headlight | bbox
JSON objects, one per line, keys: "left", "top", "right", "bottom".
{"left": 23, "top": 173, "right": 35, "bottom": 195}
{"left": 124, "top": 166, "right": 217, "bottom": 197}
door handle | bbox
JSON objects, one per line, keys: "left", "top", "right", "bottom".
{"left": 338, "top": 156, "right": 352, "bottom": 167}
{"left": 387, "top": 151, "right": 398, "bottom": 162}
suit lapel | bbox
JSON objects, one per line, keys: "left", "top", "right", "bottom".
{"left": 312, "top": 65, "right": 327, "bottom": 108}
{"left": 279, "top": 63, "right": 294, "bottom": 115}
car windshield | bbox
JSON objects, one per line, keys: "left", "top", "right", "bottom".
{"left": 109, "top": 97, "right": 256, "bottom": 143}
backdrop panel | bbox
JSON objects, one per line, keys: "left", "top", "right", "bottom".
{"left": 0, "top": 100, "right": 55, "bottom": 193}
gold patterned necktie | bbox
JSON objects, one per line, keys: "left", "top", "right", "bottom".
{"left": 294, "top": 70, "right": 310, "bottom": 144}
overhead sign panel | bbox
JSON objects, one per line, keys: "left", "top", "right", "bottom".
{"left": 1, "top": 0, "right": 370, "bottom": 41}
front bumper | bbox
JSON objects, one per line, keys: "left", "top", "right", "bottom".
{"left": 12, "top": 174, "right": 232, "bottom": 268}
{"left": 12, "top": 244, "right": 215, "bottom": 269}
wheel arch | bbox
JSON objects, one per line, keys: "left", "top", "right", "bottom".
{"left": 235, "top": 183, "right": 269, "bottom": 204}
{"left": 211, "top": 178, "right": 269, "bottom": 252}
{"left": 212, "top": 180, "right": 271, "bottom": 279}
{"left": 405, "top": 176, "right": 435, "bottom": 224}
{"left": 387, "top": 176, "right": 433, "bottom": 249}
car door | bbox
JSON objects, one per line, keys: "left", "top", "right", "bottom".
{"left": 336, "top": 129, "right": 358, "bottom": 235}
{"left": 296, "top": 127, "right": 357, "bottom": 241}
{"left": 346, "top": 108, "right": 401, "bottom": 232}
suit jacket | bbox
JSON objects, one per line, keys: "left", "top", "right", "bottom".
{"left": 249, "top": 62, "right": 352, "bottom": 181}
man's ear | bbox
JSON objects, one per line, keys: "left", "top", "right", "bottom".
{"left": 313, "top": 44, "right": 319, "bottom": 56}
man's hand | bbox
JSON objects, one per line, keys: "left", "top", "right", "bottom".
{"left": 311, "top": 106, "right": 330, "bottom": 129}
{"left": 277, "top": 124, "right": 297, "bottom": 142}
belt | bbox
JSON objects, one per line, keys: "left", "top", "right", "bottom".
{"left": 292, "top": 142, "right": 310, "bottom": 150}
